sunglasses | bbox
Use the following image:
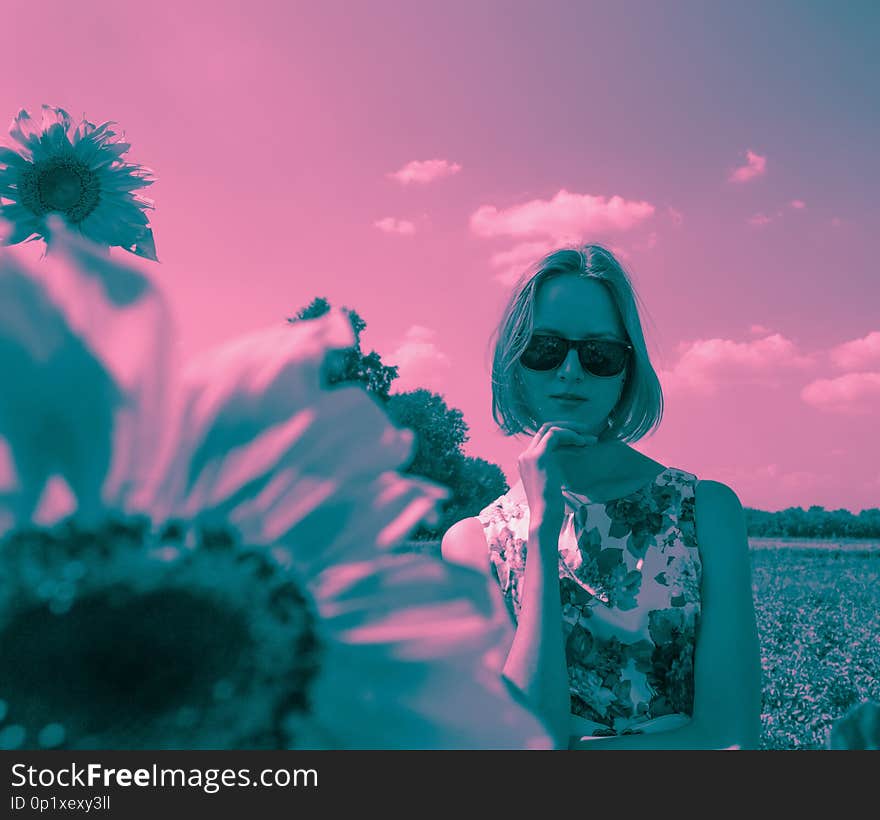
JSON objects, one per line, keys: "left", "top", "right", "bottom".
{"left": 519, "top": 333, "right": 632, "bottom": 377}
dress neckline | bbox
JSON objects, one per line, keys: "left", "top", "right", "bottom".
{"left": 560, "top": 465, "right": 673, "bottom": 506}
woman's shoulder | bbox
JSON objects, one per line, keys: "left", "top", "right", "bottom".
{"left": 691, "top": 478, "right": 745, "bottom": 519}
{"left": 440, "top": 516, "right": 489, "bottom": 573}
{"left": 687, "top": 477, "right": 749, "bottom": 563}
{"left": 440, "top": 482, "right": 526, "bottom": 571}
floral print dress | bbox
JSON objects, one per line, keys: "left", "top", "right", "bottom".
{"left": 477, "top": 467, "right": 702, "bottom": 738}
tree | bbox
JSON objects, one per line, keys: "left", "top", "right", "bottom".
{"left": 435, "top": 455, "right": 509, "bottom": 536}
{"left": 385, "top": 390, "right": 508, "bottom": 539}
{"left": 287, "top": 300, "right": 518, "bottom": 541}
{"left": 288, "top": 297, "right": 399, "bottom": 401}
{"left": 743, "top": 504, "right": 880, "bottom": 538}
{"left": 384, "top": 389, "right": 468, "bottom": 483}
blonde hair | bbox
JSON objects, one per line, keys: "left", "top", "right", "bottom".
{"left": 488, "top": 244, "right": 664, "bottom": 442}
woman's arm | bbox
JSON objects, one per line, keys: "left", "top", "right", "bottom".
{"left": 570, "top": 479, "right": 763, "bottom": 750}
{"left": 687, "top": 479, "right": 762, "bottom": 748}
{"left": 442, "top": 516, "right": 571, "bottom": 749}
{"left": 502, "top": 521, "right": 571, "bottom": 750}
{"left": 570, "top": 722, "right": 741, "bottom": 749}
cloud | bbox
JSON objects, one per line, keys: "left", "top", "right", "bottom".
{"left": 728, "top": 149, "right": 767, "bottom": 183}
{"left": 488, "top": 237, "right": 640, "bottom": 286}
{"left": 748, "top": 212, "right": 772, "bottom": 227}
{"left": 659, "top": 333, "right": 815, "bottom": 396}
{"left": 801, "top": 371, "right": 880, "bottom": 415}
{"left": 489, "top": 240, "right": 555, "bottom": 286}
{"left": 707, "top": 462, "right": 836, "bottom": 503}
{"left": 470, "top": 189, "right": 655, "bottom": 241}
{"left": 829, "top": 331, "right": 880, "bottom": 370}
{"left": 374, "top": 217, "right": 416, "bottom": 235}
{"left": 749, "top": 324, "right": 772, "bottom": 336}
{"left": 831, "top": 217, "right": 842, "bottom": 227}
{"left": 775, "top": 470, "right": 837, "bottom": 492}
{"left": 387, "top": 159, "right": 462, "bottom": 185}
{"left": 667, "top": 207, "right": 683, "bottom": 226}
{"left": 790, "top": 199, "right": 806, "bottom": 209}
{"left": 387, "top": 325, "right": 452, "bottom": 392}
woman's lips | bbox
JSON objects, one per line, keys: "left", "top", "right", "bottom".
{"left": 549, "top": 395, "right": 587, "bottom": 404}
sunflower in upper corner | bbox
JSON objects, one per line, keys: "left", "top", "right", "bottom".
{"left": 0, "top": 105, "right": 157, "bottom": 260}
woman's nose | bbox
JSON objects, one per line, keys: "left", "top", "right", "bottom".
{"left": 558, "top": 348, "right": 585, "bottom": 378}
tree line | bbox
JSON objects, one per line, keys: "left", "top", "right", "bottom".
{"left": 291, "top": 298, "right": 880, "bottom": 542}
{"left": 744, "top": 505, "right": 880, "bottom": 539}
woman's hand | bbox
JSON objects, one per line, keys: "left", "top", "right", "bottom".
{"left": 517, "top": 421, "right": 598, "bottom": 544}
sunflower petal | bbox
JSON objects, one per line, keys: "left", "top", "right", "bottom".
{"left": 71, "top": 117, "right": 97, "bottom": 144}
{"left": 0, "top": 252, "right": 114, "bottom": 527}
{"left": 40, "top": 105, "right": 73, "bottom": 135}
{"left": 309, "top": 553, "right": 553, "bottom": 749}
{"left": 8, "top": 109, "right": 40, "bottom": 153}
{"left": 131, "top": 228, "right": 158, "bottom": 261}
{"left": 101, "top": 171, "right": 155, "bottom": 192}
{"left": 149, "top": 313, "right": 356, "bottom": 519}
{"left": 149, "top": 316, "right": 448, "bottom": 568}
{"left": 257, "top": 470, "right": 447, "bottom": 574}
{"left": 0, "top": 146, "right": 28, "bottom": 170}
{"left": 203, "top": 406, "right": 447, "bottom": 571}
{"left": 2, "top": 219, "right": 41, "bottom": 246}
{"left": 69, "top": 122, "right": 120, "bottom": 166}
{"left": 0, "top": 217, "right": 173, "bottom": 524}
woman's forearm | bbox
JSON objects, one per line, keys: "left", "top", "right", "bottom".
{"left": 502, "top": 523, "right": 570, "bottom": 749}
{"left": 569, "top": 722, "right": 749, "bottom": 750}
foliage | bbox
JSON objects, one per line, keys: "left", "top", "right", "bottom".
{"left": 751, "top": 546, "right": 880, "bottom": 749}
{"left": 432, "top": 455, "right": 508, "bottom": 538}
{"left": 288, "top": 297, "right": 398, "bottom": 401}
{"left": 385, "top": 390, "right": 469, "bottom": 483}
{"left": 384, "top": 391, "right": 508, "bottom": 538}
{"left": 745, "top": 505, "right": 880, "bottom": 539}
{"left": 289, "top": 300, "right": 509, "bottom": 537}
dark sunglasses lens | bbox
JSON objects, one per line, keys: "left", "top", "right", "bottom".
{"left": 579, "top": 341, "right": 629, "bottom": 376}
{"left": 520, "top": 335, "right": 566, "bottom": 370}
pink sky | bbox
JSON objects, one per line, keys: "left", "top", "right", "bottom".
{"left": 3, "top": 0, "right": 878, "bottom": 513}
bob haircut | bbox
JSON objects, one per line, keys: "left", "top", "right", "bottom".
{"left": 488, "top": 244, "right": 664, "bottom": 444}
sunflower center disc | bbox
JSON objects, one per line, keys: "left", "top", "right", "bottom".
{"left": 17, "top": 155, "right": 101, "bottom": 222}
{"left": 39, "top": 165, "right": 84, "bottom": 211}
{"left": 0, "top": 519, "right": 322, "bottom": 749}
{"left": 0, "top": 588, "right": 252, "bottom": 747}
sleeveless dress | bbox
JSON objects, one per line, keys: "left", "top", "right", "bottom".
{"left": 477, "top": 466, "right": 702, "bottom": 739}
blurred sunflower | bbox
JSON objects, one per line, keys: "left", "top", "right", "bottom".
{"left": 0, "top": 105, "right": 157, "bottom": 260}
{"left": 0, "top": 217, "right": 551, "bottom": 750}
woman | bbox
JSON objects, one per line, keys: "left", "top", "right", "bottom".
{"left": 441, "top": 245, "right": 762, "bottom": 750}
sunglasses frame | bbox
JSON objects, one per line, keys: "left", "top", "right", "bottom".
{"left": 519, "top": 333, "right": 633, "bottom": 377}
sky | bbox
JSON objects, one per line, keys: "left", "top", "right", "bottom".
{"left": 2, "top": 0, "right": 878, "bottom": 513}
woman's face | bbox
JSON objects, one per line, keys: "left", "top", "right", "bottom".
{"left": 517, "top": 275, "right": 629, "bottom": 438}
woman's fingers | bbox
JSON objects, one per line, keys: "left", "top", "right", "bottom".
{"left": 533, "top": 428, "right": 591, "bottom": 460}
{"left": 534, "top": 420, "right": 595, "bottom": 446}
{"left": 538, "top": 420, "right": 593, "bottom": 433}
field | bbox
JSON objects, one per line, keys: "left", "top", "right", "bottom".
{"left": 399, "top": 539, "right": 880, "bottom": 750}
{"left": 750, "top": 543, "right": 880, "bottom": 749}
